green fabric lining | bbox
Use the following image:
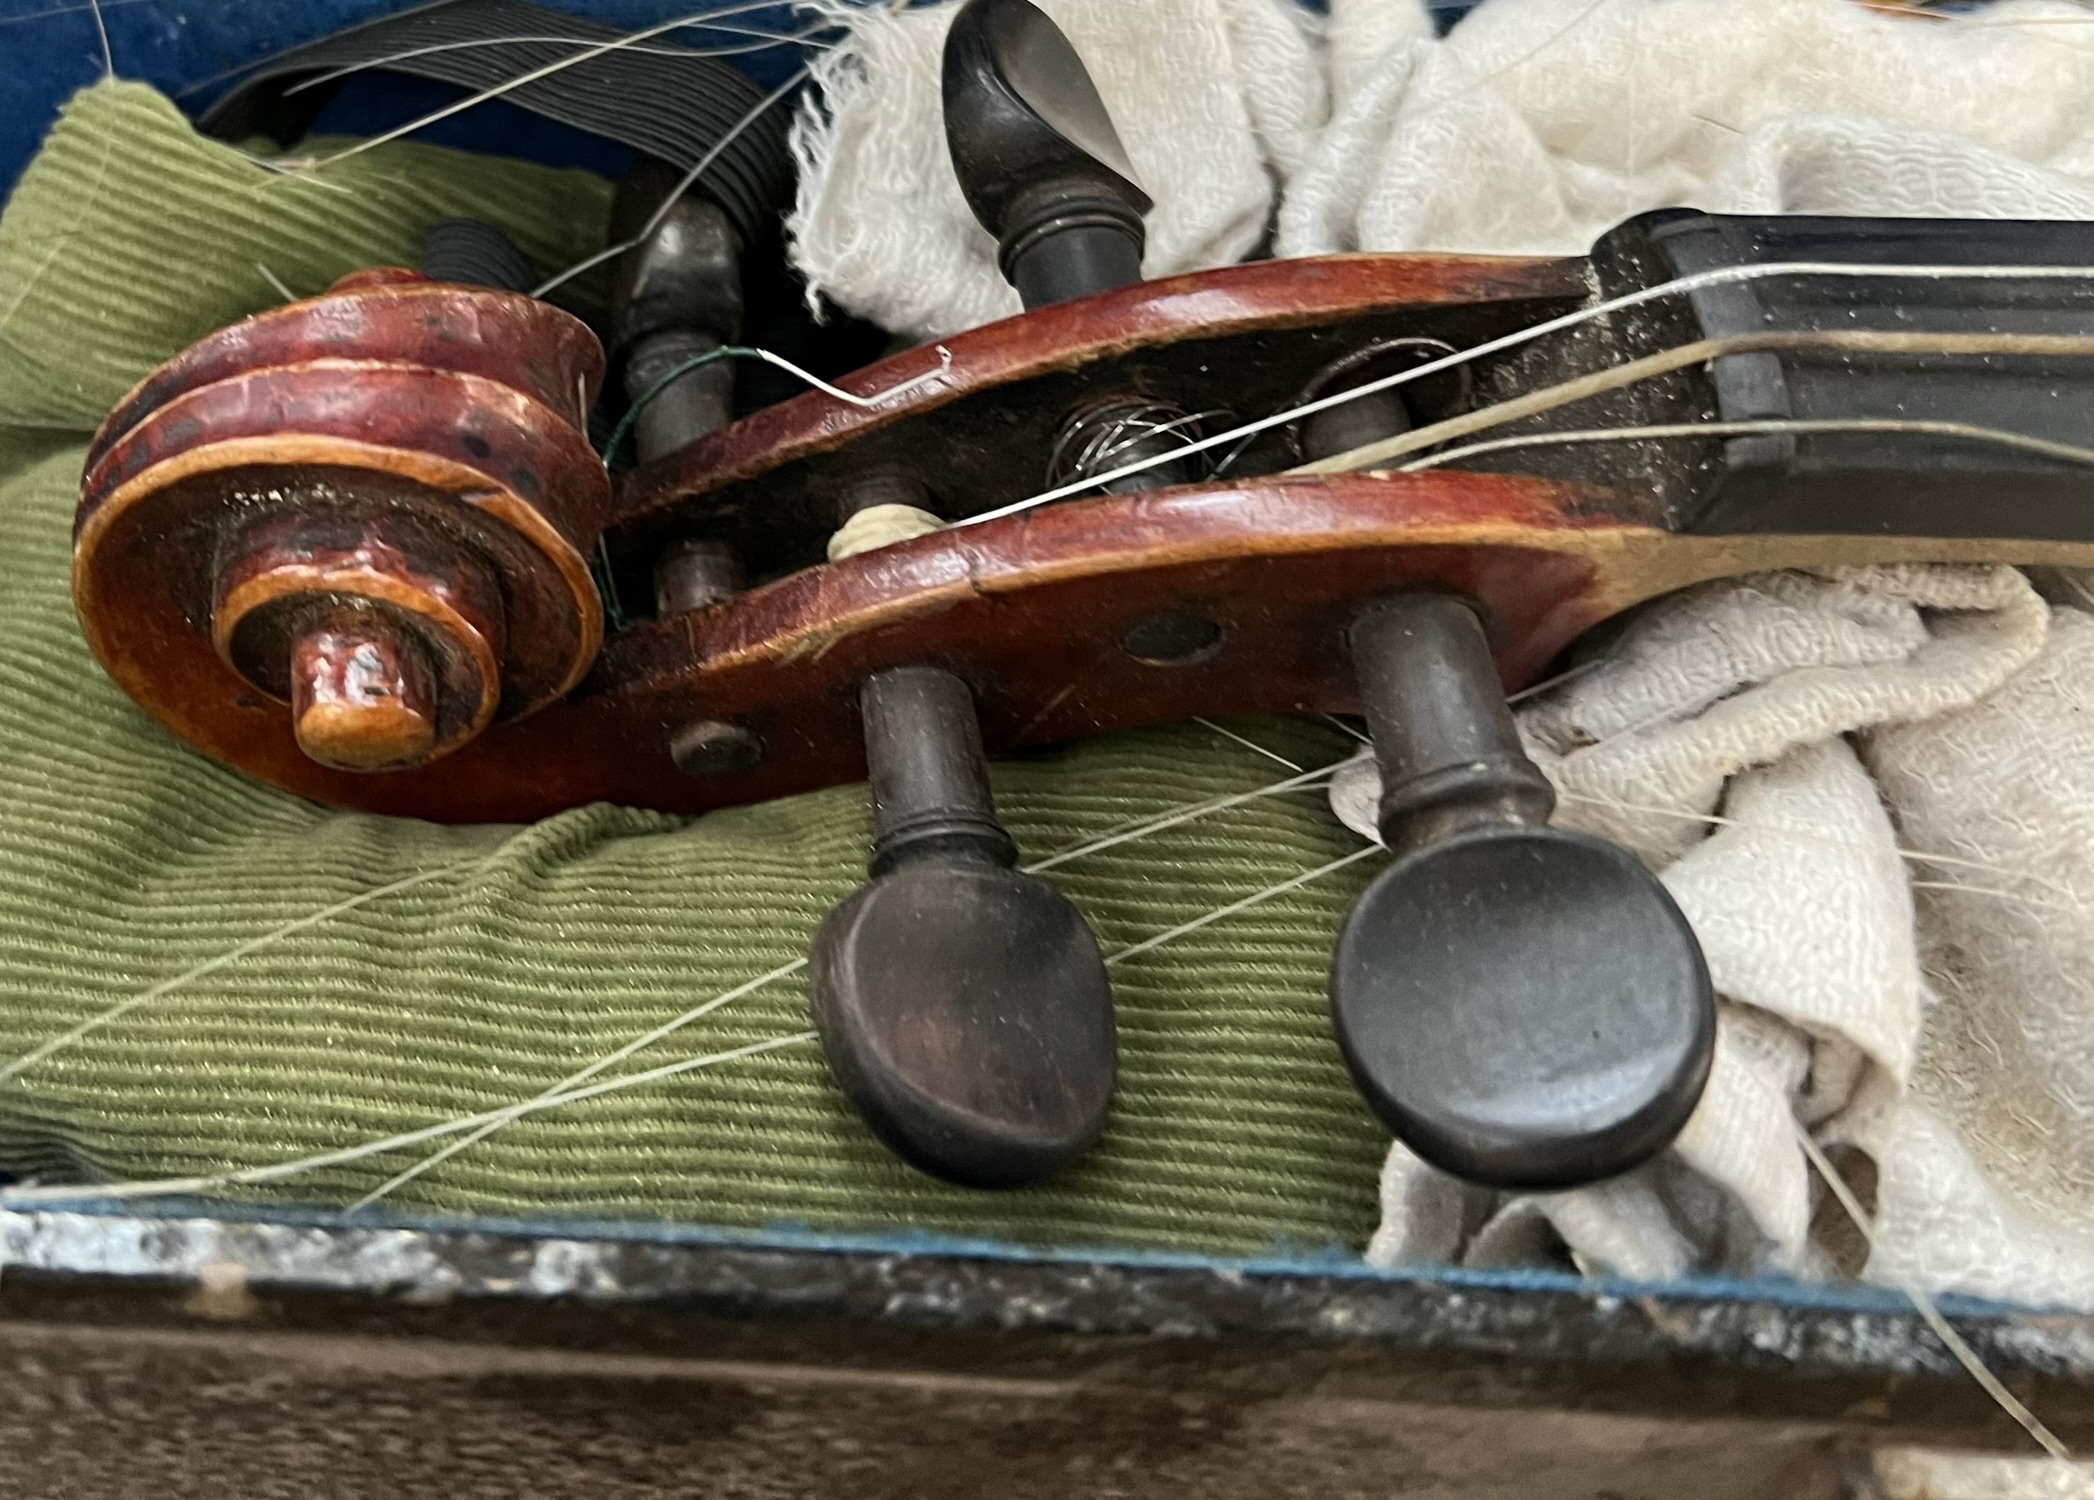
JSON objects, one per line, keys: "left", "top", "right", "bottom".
{"left": 0, "top": 83, "right": 1388, "bottom": 1254}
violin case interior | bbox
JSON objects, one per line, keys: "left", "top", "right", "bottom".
{"left": 0, "top": 3, "right": 2088, "bottom": 1495}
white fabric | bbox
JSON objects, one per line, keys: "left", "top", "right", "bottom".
{"left": 1336, "top": 569, "right": 2064, "bottom": 1287}
{"left": 1864, "top": 608, "right": 2094, "bottom": 1307}
{"left": 1324, "top": 0, "right": 1435, "bottom": 113}
{"left": 787, "top": 0, "right": 1326, "bottom": 340}
{"left": 1280, "top": 0, "right": 2094, "bottom": 260}
{"left": 1297, "top": 0, "right": 2094, "bottom": 1309}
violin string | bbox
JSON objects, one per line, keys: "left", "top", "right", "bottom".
{"left": 1554, "top": 790, "right": 2083, "bottom": 905}
{"left": 952, "top": 260, "right": 2094, "bottom": 526}
{"left": 1556, "top": 764, "right": 2086, "bottom": 1459}
{"left": 1906, "top": 878, "right": 2074, "bottom": 918}
{"left": 1405, "top": 0, "right": 1619, "bottom": 124}
{"left": 1022, "top": 760, "right": 1343, "bottom": 876}
{"left": 1791, "top": 1120, "right": 2073, "bottom": 1460}
{"left": 531, "top": 61, "right": 810, "bottom": 299}
{"left": 253, "top": 261, "right": 296, "bottom": 302}
{"left": 353, "top": 748, "right": 1355, "bottom": 1207}
{"left": 1507, "top": 655, "right": 1608, "bottom": 705}
{"left": 344, "top": 955, "right": 812, "bottom": 1210}
{"left": 168, "top": 2, "right": 817, "bottom": 100}
{"left": 1102, "top": 845, "right": 1381, "bottom": 969}
{"left": 0, "top": 0, "right": 147, "bottom": 30}
{"left": 1300, "top": 327, "right": 2094, "bottom": 476}
{"left": 600, "top": 337, "right": 949, "bottom": 464}
{"left": 1193, "top": 718, "right": 1306, "bottom": 772}
{"left": 0, "top": 745, "right": 1340, "bottom": 1102}
{"left": 1399, "top": 418, "right": 2094, "bottom": 476}
{"left": 0, "top": 802, "right": 1385, "bottom": 1212}
{"left": 0, "top": 853, "right": 501, "bottom": 1088}
{"left": 263, "top": 9, "right": 778, "bottom": 175}
{"left": 281, "top": 24, "right": 836, "bottom": 98}
{"left": 85, "top": 0, "right": 110, "bottom": 77}
{"left": 0, "top": 1032, "right": 823, "bottom": 1208}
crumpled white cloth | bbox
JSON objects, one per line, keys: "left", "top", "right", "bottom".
{"left": 787, "top": 0, "right": 1326, "bottom": 340}
{"left": 1296, "top": 0, "right": 2094, "bottom": 1308}
{"left": 1338, "top": 573, "right": 2094, "bottom": 1305}
{"left": 1281, "top": 0, "right": 2094, "bottom": 259}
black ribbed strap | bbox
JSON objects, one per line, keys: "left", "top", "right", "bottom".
{"left": 196, "top": 0, "right": 795, "bottom": 247}
{"left": 419, "top": 217, "right": 538, "bottom": 289}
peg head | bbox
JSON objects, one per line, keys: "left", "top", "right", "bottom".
{"left": 812, "top": 860, "right": 1116, "bottom": 1189}
{"left": 1330, "top": 824, "right": 1713, "bottom": 1191}
{"left": 943, "top": 0, "right": 1151, "bottom": 307}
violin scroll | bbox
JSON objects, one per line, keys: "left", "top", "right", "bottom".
{"left": 73, "top": 220, "right": 608, "bottom": 780}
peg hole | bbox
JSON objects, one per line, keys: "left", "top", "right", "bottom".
{"left": 1121, "top": 611, "right": 1223, "bottom": 666}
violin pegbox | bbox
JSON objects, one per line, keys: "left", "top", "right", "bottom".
{"left": 74, "top": 246, "right": 609, "bottom": 780}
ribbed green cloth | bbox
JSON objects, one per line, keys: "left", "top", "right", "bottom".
{"left": 0, "top": 83, "right": 1387, "bottom": 1254}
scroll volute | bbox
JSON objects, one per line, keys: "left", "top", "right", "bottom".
{"left": 74, "top": 259, "right": 609, "bottom": 779}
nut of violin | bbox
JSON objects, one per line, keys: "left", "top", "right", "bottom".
{"left": 290, "top": 613, "right": 439, "bottom": 772}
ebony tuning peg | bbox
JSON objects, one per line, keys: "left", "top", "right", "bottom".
{"left": 605, "top": 162, "right": 777, "bottom": 777}
{"left": 811, "top": 666, "right": 1115, "bottom": 1188}
{"left": 1330, "top": 594, "right": 1715, "bottom": 1189}
{"left": 608, "top": 159, "right": 744, "bottom": 470}
{"left": 1288, "top": 354, "right": 1714, "bottom": 1190}
{"left": 807, "top": 0, "right": 1142, "bottom": 1187}
{"left": 943, "top": 0, "right": 1151, "bottom": 310}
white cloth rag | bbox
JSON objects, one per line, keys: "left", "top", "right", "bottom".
{"left": 787, "top": 0, "right": 1327, "bottom": 340}
{"left": 1301, "top": 0, "right": 2094, "bottom": 1308}
{"left": 1282, "top": 0, "right": 2094, "bottom": 259}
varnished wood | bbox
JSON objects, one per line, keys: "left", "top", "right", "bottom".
{"left": 92, "top": 469, "right": 2094, "bottom": 824}
{"left": 74, "top": 274, "right": 610, "bottom": 774}
{"left": 72, "top": 250, "right": 2094, "bottom": 822}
